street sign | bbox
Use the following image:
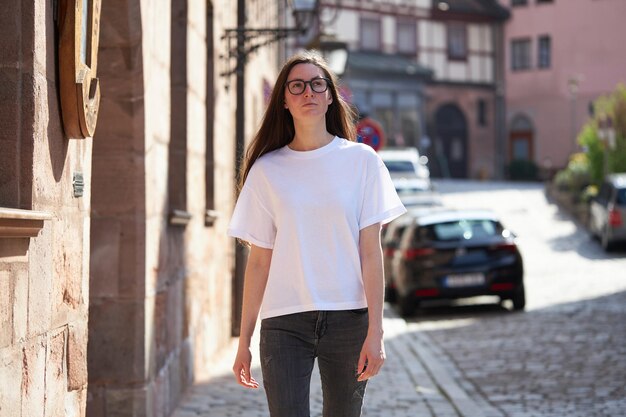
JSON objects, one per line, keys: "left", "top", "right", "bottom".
{"left": 356, "top": 117, "right": 386, "bottom": 151}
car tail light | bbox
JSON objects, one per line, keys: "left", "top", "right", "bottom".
{"left": 384, "top": 247, "right": 396, "bottom": 258}
{"left": 608, "top": 208, "right": 623, "bottom": 227}
{"left": 415, "top": 288, "right": 439, "bottom": 297}
{"left": 490, "top": 242, "right": 518, "bottom": 253}
{"left": 490, "top": 283, "right": 515, "bottom": 291}
{"left": 403, "top": 247, "right": 435, "bottom": 260}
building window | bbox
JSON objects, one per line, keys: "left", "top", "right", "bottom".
{"left": 447, "top": 23, "right": 467, "bottom": 60}
{"left": 511, "top": 0, "right": 528, "bottom": 6}
{"left": 511, "top": 38, "right": 532, "bottom": 71}
{"left": 538, "top": 35, "right": 551, "bottom": 69}
{"left": 397, "top": 20, "right": 417, "bottom": 55}
{"left": 477, "top": 99, "right": 487, "bottom": 126}
{"left": 360, "top": 18, "right": 381, "bottom": 51}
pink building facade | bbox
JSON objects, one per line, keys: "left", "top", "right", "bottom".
{"left": 500, "top": 0, "right": 626, "bottom": 173}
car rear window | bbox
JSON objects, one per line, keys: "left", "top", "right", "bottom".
{"left": 384, "top": 160, "right": 415, "bottom": 173}
{"left": 423, "top": 219, "right": 500, "bottom": 242}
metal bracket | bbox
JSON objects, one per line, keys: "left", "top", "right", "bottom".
{"left": 219, "top": 27, "right": 305, "bottom": 79}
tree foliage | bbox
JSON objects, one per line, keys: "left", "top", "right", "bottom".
{"left": 578, "top": 83, "right": 626, "bottom": 185}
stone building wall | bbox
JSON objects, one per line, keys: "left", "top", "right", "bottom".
{"left": 87, "top": 0, "right": 280, "bottom": 416}
{"left": 0, "top": 1, "right": 92, "bottom": 416}
{"left": 1, "top": 0, "right": 281, "bottom": 415}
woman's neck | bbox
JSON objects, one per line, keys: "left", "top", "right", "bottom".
{"left": 289, "top": 122, "right": 333, "bottom": 151}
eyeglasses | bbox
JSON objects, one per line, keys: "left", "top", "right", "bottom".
{"left": 285, "top": 77, "right": 331, "bottom": 95}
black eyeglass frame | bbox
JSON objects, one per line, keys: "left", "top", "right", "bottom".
{"left": 285, "top": 77, "right": 332, "bottom": 95}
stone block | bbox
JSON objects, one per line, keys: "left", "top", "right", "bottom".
{"left": 105, "top": 387, "right": 148, "bottom": 417}
{"left": 87, "top": 299, "right": 145, "bottom": 384}
{"left": 52, "top": 213, "right": 84, "bottom": 314}
{"left": 167, "top": 279, "right": 184, "bottom": 352}
{"left": 0, "top": 1, "right": 20, "bottom": 65}
{"left": 100, "top": 0, "right": 143, "bottom": 47}
{"left": 0, "top": 270, "right": 12, "bottom": 348}
{"left": 154, "top": 290, "right": 168, "bottom": 371}
{"left": 67, "top": 323, "right": 88, "bottom": 391}
{"left": 45, "top": 328, "right": 67, "bottom": 417}
{"left": 97, "top": 46, "right": 144, "bottom": 99}
{"left": 12, "top": 264, "right": 28, "bottom": 343}
{"left": 151, "top": 364, "right": 170, "bottom": 417}
{"left": 0, "top": 345, "right": 23, "bottom": 416}
{"left": 0, "top": 264, "right": 28, "bottom": 349}
{"left": 0, "top": 69, "right": 20, "bottom": 207}
{"left": 89, "top": 217, "right": 121, "bottom": 298}
{"left": 21, "top": 335, "right": 47, "bottom": 417}
{"left": 93, "top": 96, "right": 145, "bottom": 153}
{"left": 86, "top": 385, "right": 106, "bottom": 417}
{"left": 180, "top": 338, "right": 193, "bottom": 386}
{"left": 168, "top": 350, "right": 182, "bottom": 416}
{"left": 64, "top": 389, "right": 87, "bottom": 417}
{"left": 91, "top": 149, "right": 143, "bottom": 216}
{"left": 117, "top": 218, "right": 146, "bottom": 298}
{"left": 27, "top": 227, "right": 53, "bottom": 336}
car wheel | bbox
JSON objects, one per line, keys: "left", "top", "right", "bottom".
{"left": 385, "top": 286, "right": 397, "bottom": 303}
{"left": 398, "top": 294, "right": 417, "bottom": 317}
{"left": 512, "top": 285, "right": 526, "bottom": 311}
{"left": 601, "top": 226, "right": 614, "bottom": 252}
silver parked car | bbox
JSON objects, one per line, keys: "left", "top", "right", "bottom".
{"left": 378, "top": 147, "right": 432, "bottom": 196}
{"left": 589, "top": 173, "right": 626, "bottom": 251}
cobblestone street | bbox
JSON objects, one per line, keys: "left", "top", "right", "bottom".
{"left": 173, "top": 180, "right": 626, "bottom": 417}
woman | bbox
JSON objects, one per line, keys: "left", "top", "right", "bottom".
{"left": 228, "top": 51, "right": 405, "bottom": 417}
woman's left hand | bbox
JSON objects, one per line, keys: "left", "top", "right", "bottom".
{"left": 356, "top": 332, "right": 386, "bottom": 381}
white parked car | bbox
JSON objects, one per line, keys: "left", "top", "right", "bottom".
{"left": 378, "top": 147, "right": 432, "bottom": 197}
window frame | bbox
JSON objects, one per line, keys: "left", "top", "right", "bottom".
{"left": 447, "top": 22, "right": 468, "bottom": 61}
{"left": 477, "top": 99, "right": 487, "bottom": 127}
{"left": 360, "top": 17, "right": 382, "bottom": 52}
{"left": 511, "top": 38, "right": 532, "bottom": 71}
{"left": 537, "top": 35, "right": 551, "bottom": 69}
{"left": 396, "top": 18, "right": 417, "bottom": 55}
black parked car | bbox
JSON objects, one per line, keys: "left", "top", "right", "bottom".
{"left": 382, "top": 206, "right": 445, "bottom": 302}
{"left": 391, "top": 209, "right": 525, "bottom": 317}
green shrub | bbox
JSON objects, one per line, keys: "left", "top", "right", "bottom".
{"left": 553, "top": 153, "right": 591, "bottom": 200}
{"left": 579, "top": 83, "right": 626, "bottom": 184}
{"left": 507, "top": 159, "right": 539, "bottom": 181}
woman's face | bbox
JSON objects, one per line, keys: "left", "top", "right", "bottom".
{"left": 284, "top": 63, "right": 333, "bottom": 123}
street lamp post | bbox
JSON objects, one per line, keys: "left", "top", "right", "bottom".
{"left": 226, "top": 0, "right": 318, "bottom": 336}
{"left": 567, "top": 77, "right": 580, "bottom": 155}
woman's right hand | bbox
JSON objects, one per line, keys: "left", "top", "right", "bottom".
{"left": 232, "top": 345, "right": 259, "bottom": 389}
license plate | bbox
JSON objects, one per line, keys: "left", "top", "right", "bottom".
{"left": 444, "top": 273, "right": 485, "bottom": 288}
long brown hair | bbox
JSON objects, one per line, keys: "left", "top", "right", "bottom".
{"left": 238, "top": 51, "right": 357, "bottom": 191}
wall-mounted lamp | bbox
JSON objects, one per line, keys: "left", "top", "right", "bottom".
{"left": 220, "top": 0, "right": 319, "bottom": 79}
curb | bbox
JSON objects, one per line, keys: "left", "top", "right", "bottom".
{"left": 384, "top": 306, "right": 505, "bottom": 417}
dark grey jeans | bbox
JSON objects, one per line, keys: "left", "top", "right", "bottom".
{"left": 260, "top": 309, "right": 369, "bottom": 417}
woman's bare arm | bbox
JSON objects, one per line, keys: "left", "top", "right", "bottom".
{"left": 232, "top": 244, "right": 272, "bottom": 388}
{"left": 357, "top": 222, "right": 386, "bottom": 381}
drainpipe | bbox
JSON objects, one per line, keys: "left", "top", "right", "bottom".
{"left": 232, "top": 0, "right": 246, "bottom": 337}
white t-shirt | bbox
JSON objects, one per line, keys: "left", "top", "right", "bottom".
{"left": 227, "top": 136, "right": 406, "bottom": 319}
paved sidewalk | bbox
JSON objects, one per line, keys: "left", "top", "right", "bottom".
{"left": 172, "top": 306, "right": 497, "bottom": 417}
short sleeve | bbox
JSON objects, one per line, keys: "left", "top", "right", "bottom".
{"left": 227, "top": 183, "right": 276, "bottom": 249}
{"left": 359, "top": 157, "right": 407, "bottom": 230}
